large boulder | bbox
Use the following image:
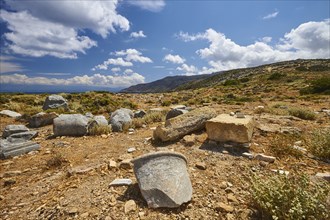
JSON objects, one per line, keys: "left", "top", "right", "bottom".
{"left": 133, "top": 152, "right": 192, "bottom": 208}
{"left": 29, "top": 112, "right": 58, "bottom": 128}
{"left": 165, "top": 108, "right": 188, "bottom": 120}
{"left": 206, "top": 114, "right": 254, "bottom": 143}
{"left": 110, "top": 108, "right": 134, "bottom": 132}
{"left": 0, "top": 110, "right": 22, "bottom": 119}
{"left": 42, "top": 95, "right": 69, "bottom": 111}
{"left": 53, "top": 114, "right": 89, "bottom": 136}
{"left": 87, "top": 115, "right": 109, "bottom": 131}
{"left": 154, "top": 107, "right": 217, "bottom": 142}
{"left": 0, "top": 139, "right": 40, "bottom": 159}
{"left": 2, "top": 125, "right": 29, "bottom": 138}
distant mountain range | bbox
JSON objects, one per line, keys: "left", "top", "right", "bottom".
{"left": 121, "top": 59, "right": 330, "bottom": 93}
{"left": 120, "top": 74, "right": 215, "bottom": 93}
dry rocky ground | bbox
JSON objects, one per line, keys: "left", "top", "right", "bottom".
{"left": 1, "top": 96, "right": 329, "bottom": 220}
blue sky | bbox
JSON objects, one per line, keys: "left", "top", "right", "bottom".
{"left": 0, "top": 0, "right": 329, "bottom": 92}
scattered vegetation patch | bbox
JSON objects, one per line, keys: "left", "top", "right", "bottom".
{"left": 161, "top": 100, "right": 172, "bottom": 106}
{"left": 144, "top": 111, "right": 166, "bottom": 124}
{"left": 250, "top": 173, "right": 330, "bottom": 220}
{"left": 300, "top": 77, "right": 330, "bottom": 95}
{"left": 270, "top": 134, "right": 303, "bottom": 158}
{"left": 223, "top": 79, "right": 240, "bottom": 86}
{"left": 88, "top": 125, "right": 112, "bottom": 136}
{"left": 288, "top": 107, "right": 317, "bottom": 120}
{"left": 46, "top": 153, "right": 67, "bottom": 168}
{"left": 131, "top": 118, "right": 146, "bottom": 129}
{"left": 306, "top": 127, "right": 330, "bottom": 160}
{"left": 267, "top": 72, "right": 286, "bottom": 81}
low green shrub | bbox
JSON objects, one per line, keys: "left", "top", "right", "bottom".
{"left": 250, "top": 173, "right": 330, "bottom": 220}
{"left": 288, "top": 107, "right": 316, "bottom": 120}
{"left": 267, "top": 72, "right": 286, "bottom": 81}
{"left": 270, "top": 134, "right": 303, "bottom": 158}
{"left": 88, "top": 125, "right": 112, "bottom": 136}
{"left": 306, "top": 127, "right": 330, "bottom": 160}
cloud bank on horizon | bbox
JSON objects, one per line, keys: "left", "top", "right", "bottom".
{"left": 0, "top": 0, "right": 329, "bottom": 89}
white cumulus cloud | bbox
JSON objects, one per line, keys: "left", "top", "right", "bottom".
{"left": 1, "top": 0, "right": 130, "bottom": 58}
{"left": 163, "top": 54, "right": 186, "bottom": 64}
{"left": 176, "top": 64, "right": 198, "bottom": 76}
{"left": 1, "top": 10, "right": 97, "bottom": 59}
{"left": 130, "top": 30, "right": 147, "bottom": 38}
{"left": 178, "top": 19, "right": 330, "bottom": 71}
{"left": 127, "top": 0, "right": 165, "bottom": 12}
{"left": 0, "top": 72, "right": 145, "bottom": 88}
{"left": 93, "top": 58, "right": 133, "bottom": 70}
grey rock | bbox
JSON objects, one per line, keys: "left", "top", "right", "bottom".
{"left": 53, "top": 114, "right": 89, "bottom": 136}
{"left": 109, "top": 178, "right": 132, "bottom": 186}
{"left": 154, "top": 107, "right": 217, "bottom": 142}
{"left": 2, "top": 125, "right": 29, "bottom": 138}
{"left": 127, "top": 147, "right": 136, "bottom": 153}
{"left": 85, "top": 112, "right": 94, "bottom": 118}
{"left": 165, "top": 108, "right": 188, "bottom": 120}
{"left": 0, "top": 139, "right": 40, "bottom": 159}
{"left": 42, "top": 95, "right": 69, "bottom": 111}
{"left": 133, "top": 151, "right": 192, "bottom": 208}
{"left": 134, "top": 110, "right": 146, "bottom": 118}
{"left": 87, "top": 115, "right": 108, "bottom": 132}
{"left": 29, "top": 112, "right": 58, "bottom": 128}
{"left": 110, "top": 108, "right": 133, "bottom": 132}
{"left": 0, "top": 110, "right": 21, "bottom": 119}
{"left": 7, "top": 131, "right": 38, "bottom": 143}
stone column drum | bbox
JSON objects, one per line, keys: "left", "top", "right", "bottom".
{"left": 132, "top": 151, "right": 192, "bottom": 208}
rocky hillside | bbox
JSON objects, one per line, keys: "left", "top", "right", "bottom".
{"left": 120, "top": 74, "right": 213, "bottom": 93}
{"left": 121, "top": 59, "right": 330, "bottom": 93}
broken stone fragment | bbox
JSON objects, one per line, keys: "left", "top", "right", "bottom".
{"left": 124, "top": 200, "right": 136, "bottom": 214}
{"left": 29, "top": 112, "right": 58, "bottom": 128}
{"left": 0, "top": 110, "right": 21, "bottom": 119}
{"left": 255, "top": 154, "right": 276, "bottom": 163}
{"left": 109, "top": 178, "right": 132, "bottom": 186}
{"left": 0, "top": 140, "right": 40, "bottom": 159}
{"left": 133, "top": 151, "right": 192, "bottom": 208}
{"left": 7, "top": 131, "right": 38, "bottom": 143}
{"left": 206, "top": 114, "right": 254, "bottom": 143}
{"left": 2, "top": 125, "right": 29, "bottom": 138}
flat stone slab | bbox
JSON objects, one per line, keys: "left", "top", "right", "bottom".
{"left": 0, "top": 110, "right": 21, "bottom": 119}
{"left": 206, "top": 114, "right": 254, "bottom": 143}
{"left": 133, "top": 151, "right": 192, "bottom": 208}
{"left": 2, "top": 125, "right": 29, "bottom": 138}
{"left": 0, "top": 139, "right": 40, "bottom": 159}
{"left": 7, "top": 131, "right": 38, "bottom": 143}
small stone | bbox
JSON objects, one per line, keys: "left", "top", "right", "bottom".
{"left": 109, "top": 160, "right": 117, "bottom": 169}
{"left": 138, "top": 211, "right": 145, "bottom": 219}
{"left": 80, "top": 212, "right": 89, "bottom": 218}
{"left": 195, "top": 162, "right": 207, "bottom": 170}
{"left": 67, "top": 207, "right": 78, "bottom": 215}
{"left": 182, "top": 134, "right": 196, "bottom": 147}
{"left": 128, "top": 132, "right": 134, "bottom": 135}
{"left": 215, "top": 202, "right": 234, "bottom": 212}
{"left": 119, "top": 159, "right": 132, "bottom": 169}
{"left": 271, "top": 169, "right": 289, "bottom": 175}
{"left": 124, "top": 200, "right": 136, "bottom": 214}
{"left": 118, "top": 154, "right": 133, "bottom": 161}
{"left": 315, "top": 172, "right": 330, "bottom": 182}
{"left": 229, "top": 112, "right": 235, "bottom": 116}
{"left": 220, "top": 181, "right": 227, "bottom": 189}
{"left": 127, "top": 147, "right": 136, "bottom": 153}
{"left": 128, "top": 128, "right": 134, "bottom": 132}
{"left": 242, "top": 152, "right": 253, "bottom": 159}
{"left": 0, "top": 195, "right": 4, "bottom": 200}
{"left": 227, "top": 193, "right": 239, "bottom": 203}
{"left": 101, "top": 134, "right": 107, "bottom": 139}
{"left": 109, "top": 179, "right": 132, "bottom": 186}
{"left": 222, "top": 150, "right": 229, "bottom": 154}
{"left": 255, "top": 154, "right": 276, "bottom": 163}
{"left": 105, "top": 217, "right": 112, "bottom": 220}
